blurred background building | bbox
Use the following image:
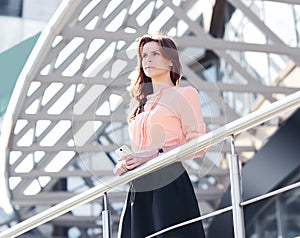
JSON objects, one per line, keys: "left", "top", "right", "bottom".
{"left": 0, "top": 0, "right": 299, "bottom": 237}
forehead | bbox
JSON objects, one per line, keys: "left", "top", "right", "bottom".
{"left": 142, "top": 41, "right": 161, "bottom": 52}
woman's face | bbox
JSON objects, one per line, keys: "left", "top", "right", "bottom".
{"left": 141, "top": 41, "right": 173, "bottom": 80}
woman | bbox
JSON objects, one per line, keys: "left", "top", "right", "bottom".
{"left": 115, "top": 33, "right": 206, "bottom": 238}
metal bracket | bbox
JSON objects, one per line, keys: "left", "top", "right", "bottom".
{"left": 102, "top": 192, "right": 112, "bottom": 238}
{"left": 229, "top": 135, "right": 246, "bottom": 238}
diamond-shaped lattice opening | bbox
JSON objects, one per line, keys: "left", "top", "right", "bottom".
{"left": 27, "top": 81, "right": 41, "bottom": 96}
{"left": 136, "top": 1, "right": 155, "bottom": 26}
{"left": 103, "top": 0, "right": 122, "bottom": 19}
{"left": 78, "top": 0, "right": 102, "bottom": 21}
{"left": 47, "top": 85, "right": 76, "bottom": 115}
{"left": 62, "top": 53, "right": 85, "bottom": 77}
{"left": 86, "top": 39, "right": 105, "bottom": 59}
{"left": 22, "top": 176, "right": 52, "bottom": 196}
{"left": 52, "top": 35, "right": 63, "bottom": 48}
{"left": 14, "top": 154, "right": 34, "bottom": 173}
{"left": 9, "top": 151, "right": 22, "bottom": 165}
{"left": 40, "top": 64, "right": 51, "bottom": 75}
{"left": 95, "top": 93, "right": 124, "bottom": 116}
{"left": 38, "top": 176, "right": 51, "bottom": 187}
{"left": 23, "top": 179, "right": 41, "bottom": 195}
{"left": 186, "top": 0, "right": 205, "bottom": 21}
{"left": 39, "top": 120, "right": 71, "bottom": 146}
{"left": 117, "top": 40, "right": 126, "bottom": 50}
{"left": 128, "top": 0, "right": 145, "bottom": 15}
{"left": 41, "top": 82, "right": 63, "bottom": 106}
{"left": 54, "top": 37, "right": 84, "bottom": 69}
{"left": 176, "top": 19, "right": 189, "bottom": 37}
{"left": 76, "top": 84, "right": 86, "bottom": 93}
{"left": 25, "top": 99, "right": 40, "bottom": 114}
{"left": 105, "top": 9, "right": 127, "bottom": 32}
{"left": 67, "top": 139, "right": 75, "bottom": 147}
{"left": 9, "top": 177, "right": 22, "bottom": 190}
{"left": 35, "top": 120, "right": 51, "bottom": 137}
{"left": 73, "top": 121, "right": 103, "bottom": 147}
{"left": 14, "top": 119, "right": 28, "bottom": 135}
{"left": 33, "top": 151, "right": 46, "bottom": 163}
{"left": 83, "top": 42, "right": 116, "bottom": 77}
{"left": 44, "top": 151, "right": 76, "bottom": 173}
{"left": 17, "top": 128, "right": 34, "bottom": 146}
{"left": 124, "top": 27, "right": 137, "bottom": 34}
{"left": 85, "top": 16, "right": 99, "bottom": 30}
{"left": 73, "top": 84, "right": 106, "bottom": 115}
{"left": 126, "top": 42, "right": 138, "bottom": 59}
{"left": 128, "top": 69, "right": 138, "bottom": 82}
{"left": 96, "top": 101, "right": 110, "bottom": 116}
{"left": 109, "top": 94, "right": 123, "bottom": 111}
{"left": 111, "top": 59, "right": 128, "bottom": 78}
{"left": 148, "top": 7, "right": 174, "bottom": 33}
{"left": 172, "top": 0, "right": 181, "bottom": 7}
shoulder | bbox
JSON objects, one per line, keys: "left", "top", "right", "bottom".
{"left": 174, "top": 86, "right": 199, "bottom": 98}
{"left": 162, "top": 86, "right": 199, "bottom": 105}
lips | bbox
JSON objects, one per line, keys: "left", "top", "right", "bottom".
{"left": 145, "top": 65, "right": 160, "bottom": 71}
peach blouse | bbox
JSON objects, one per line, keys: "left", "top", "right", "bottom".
{"left": 129, "top": 86, "right": 206, "bottom": 155}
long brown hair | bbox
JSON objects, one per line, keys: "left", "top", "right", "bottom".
{"left": 128, "top": 33, "right": 182, "bottom": 122}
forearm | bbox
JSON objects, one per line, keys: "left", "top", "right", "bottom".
{"left": 178, "top": 148, "right": 206, "bottom": 161}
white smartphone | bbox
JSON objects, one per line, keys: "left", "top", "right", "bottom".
{"left": 115, "top": 145, "right": 133, "bottom": 157}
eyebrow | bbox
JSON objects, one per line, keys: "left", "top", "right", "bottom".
{"left": 142, "top": 49, "right": 161, "bottom": 54}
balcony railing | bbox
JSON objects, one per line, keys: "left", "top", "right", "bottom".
{"left": 0, "top": 90, "right": 299, "bottom": 238}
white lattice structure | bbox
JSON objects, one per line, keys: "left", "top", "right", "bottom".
{"left": 1, "top": 0, "right": 300, "bottom": 236}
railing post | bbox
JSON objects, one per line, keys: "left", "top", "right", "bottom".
{"left": 229, "top": 135, "right": 246, "bottom": 238}
{"left": 102, "top": 192, "right": 112, "bottom": 238}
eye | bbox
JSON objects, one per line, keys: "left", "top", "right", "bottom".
{"left": 153, "top": 51, "right": 160, "bottom": 56}
{"left": 142, "top": 53, "right": 147, "bottom": 58}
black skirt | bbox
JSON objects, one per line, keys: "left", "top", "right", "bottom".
{"left": 118, "top": 163, "right": 206, "bottom": 238}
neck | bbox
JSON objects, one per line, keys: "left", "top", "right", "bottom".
{"left": 153, "top": 83, "right": 174, "bottom": 93}
{"left": 152, "top": 79, "right": 175, "bottom": 93}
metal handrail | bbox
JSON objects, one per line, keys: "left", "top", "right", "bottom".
{"left": 0, "top": 90, "right": 299, "bottom": 237}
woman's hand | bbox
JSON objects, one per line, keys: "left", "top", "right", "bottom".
{"left": 113, "top": 160, "right": 128, "bottom": 176}
{"left": 118, "top": 149, "right": 157, "bottom": 171}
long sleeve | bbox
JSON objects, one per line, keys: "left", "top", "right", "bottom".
{"left": 177, "top": 86, "right": 206, "bottom": 157}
